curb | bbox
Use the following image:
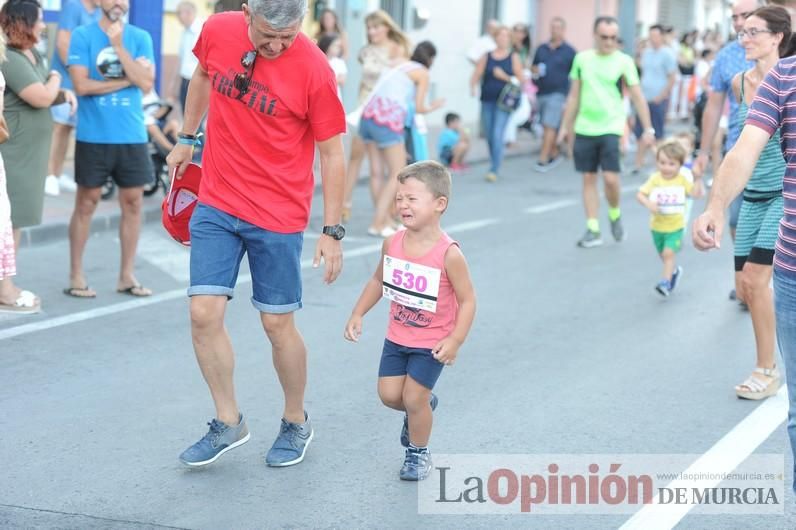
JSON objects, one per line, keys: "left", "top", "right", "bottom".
{"left": 18, "top": 145, "right": 538, "bottom": 248}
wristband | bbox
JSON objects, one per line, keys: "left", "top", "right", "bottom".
{"left": 178, "top": 132, "right": 198, "bottom": 140}
{"left": 177, "top": 136, "right": 198, "bottom": 147}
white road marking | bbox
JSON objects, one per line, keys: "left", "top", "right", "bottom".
{"left": 619, "top": 386, "right": 788, "bottom": 530}
{"left": 136, "top": 235, "right": 191, "bottom": 282}
{"left": 0, "top": 217, "right": 501, "bottom": 342}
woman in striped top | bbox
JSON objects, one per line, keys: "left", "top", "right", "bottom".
{"left": 728, "top": 6, "right": 795, "bottom": 400}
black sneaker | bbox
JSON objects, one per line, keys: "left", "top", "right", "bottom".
{"left": 577, "top": 230, "right": 603, "bottom": 248}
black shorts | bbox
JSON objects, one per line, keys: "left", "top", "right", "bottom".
{"left": 573, "top": 134, "right": 621, "bottom": 173}
{"left": 75, "top": 141, "right": 153, "bottom": 189}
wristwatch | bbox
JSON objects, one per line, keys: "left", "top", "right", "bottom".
{"left": 322, "top": 224, "right": 346, "bottom": 240}
{"left": 644, "top": 127, "right": 656, "bottom": 136}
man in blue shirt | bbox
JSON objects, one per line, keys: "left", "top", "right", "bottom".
{"left": 693, "top": 0, "right": 757, "bottom": 303}
{"left": 531, "top": 17, "right": 576, "bottom": 172}
{"left": 65, "top": 0, "right": 155, "bottom": 299}
{"left": 46, "top": 0, "right": 101, "bottom": 196}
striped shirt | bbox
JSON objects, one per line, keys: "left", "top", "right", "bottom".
{"left": 745, "top": 56, "right": 796, "bottom": 275}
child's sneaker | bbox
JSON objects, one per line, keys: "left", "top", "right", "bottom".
{"left": 399, "top": 447, "right": 432, "bottom": 481}
{"left": 401, "top": 393, "right": 438, "bottom": 447}
{"left": 655, "top": 280, "right": 671, "bottom": 297}
{"left": 670, "top": 266, "right": 683, "bottom": 291}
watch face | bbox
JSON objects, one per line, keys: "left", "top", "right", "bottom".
{"left": 334, "top": 225, "right": 346, "bottom": 239}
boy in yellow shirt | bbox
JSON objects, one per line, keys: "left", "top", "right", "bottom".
{"left": 637, "top": 140, "right": 694, "bottom": 297}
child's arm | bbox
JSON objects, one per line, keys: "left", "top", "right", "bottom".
{"left": 344, "top": 238, "right": 390, "bottom": 343}
{"left": 432, "top": 245, "right": 476, "bottom": 365}
{"left": 636, "top": 190, "right": 659, "bottom": 214}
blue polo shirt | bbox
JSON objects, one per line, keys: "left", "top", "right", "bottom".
{"left": 710, "top": 40, "right": 753, "bottom": 150}
{"left": 52, "top": 0, "right": 101, "bottom": 90}
{"left": 68, "top": 21, "right": 154, "bottom": 144}
{"left": 532, "top": 41, "right": 577, "bottom": 95}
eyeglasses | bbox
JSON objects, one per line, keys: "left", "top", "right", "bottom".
{"left": 233, "top": 50, "right": 257, "bottom": 95}
{"left": 731, "top": 11, "right": 753, "bottom": 21}
{"left": 737, "top": 28, "right": 774, "bottom": 40}
{"left": 598, "top": 34, "right": 618, "bottom": 41}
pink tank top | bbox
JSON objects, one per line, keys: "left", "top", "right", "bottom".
{"left": 384, "top": 230, "right": 459, "bottom": 349}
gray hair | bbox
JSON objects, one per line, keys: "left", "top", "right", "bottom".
{"left": 248, "top": 0, "right": 308, "bottom": 29}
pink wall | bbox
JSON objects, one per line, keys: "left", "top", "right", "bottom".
{"left": 534, "top": 0, "right": 619, "bottom": 53}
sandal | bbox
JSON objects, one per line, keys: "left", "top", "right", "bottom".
{"left": 63, "top": 285, "right": 96, "bottom": 298}
{"left": 735, "top": 366, "right": 780, "bottom": 400}
{"left": 117, "top": 284, "right": 152, "bottom": 297}
{"left": 0, "top": 290, "right": 41, "bottom": 314}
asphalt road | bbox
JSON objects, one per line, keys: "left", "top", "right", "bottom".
{"left": 1, "top": 153, "right": 794, "bottom": 529}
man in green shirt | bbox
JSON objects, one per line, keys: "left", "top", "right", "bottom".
{"left": 558, "top": 16, "right": 656, "bottom": 248}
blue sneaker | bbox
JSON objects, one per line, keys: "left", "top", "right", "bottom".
{"left": 401, "top": 393, "right": 438, "bottom": 447}
{"left": 179, "top": 414, "right": 250, "bottom": 467}
{"left": 655, "top": 280, "right": 671, "bottom": 297}
{"left": 265, "top": 412, "right": 313, "bottom": 467}
{"left": 670, "top": 266, "right": 683, "bottom": 291}
{"left": 399, "top": 448, "right": 432, "bottom": 481}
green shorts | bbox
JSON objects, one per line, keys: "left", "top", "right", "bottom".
{"left": 652, "top": 229, "right": 684, "bottom": 254}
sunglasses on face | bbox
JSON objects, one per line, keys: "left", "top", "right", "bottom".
{"left": 233, "top": 50, "right": 257, "bottom": 95}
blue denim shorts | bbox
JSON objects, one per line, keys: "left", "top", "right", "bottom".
{"left": 188, "top": 203, "right": 303, "bottom": 314}
{"left": 359, "top": 117, "right": 404, "bottom": 148}
{"left": 378, "top": 338, "right": 444, "bottom": 390}
{"left": 50, "top": 101, "right": 76, "bottom": 127}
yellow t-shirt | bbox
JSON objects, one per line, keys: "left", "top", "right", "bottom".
{"left": 639, "top": 172, "right": 694, "bottom": 232}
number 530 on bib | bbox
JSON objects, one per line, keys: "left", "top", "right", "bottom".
{"left": 382, "top": 255, "right": 442, "bottom": 313}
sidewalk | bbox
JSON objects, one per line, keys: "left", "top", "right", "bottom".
{"left": 18, "top": 125, "right": 539, "bottom": 247}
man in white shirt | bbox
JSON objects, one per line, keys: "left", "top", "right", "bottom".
{"left": 467, "top": 19, "right": 499, "bottom": 64}
{"left": 174, "top": 1, "right": 203, "bottom": 114}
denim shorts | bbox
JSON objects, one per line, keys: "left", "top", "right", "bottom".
{"left": 378, "top": 338, "right": 444, "bottom": 390}
{"left": 359, "top": 117, "right": 404, "bottom": 148}
{"left": 188, "top": 203, "right": 303, "bottom": 314}
{"left": 537, "top": 92, "right": 566, "bottom": 129}
{"left": 50, "top": 101, "right": 76, "bottom": 127}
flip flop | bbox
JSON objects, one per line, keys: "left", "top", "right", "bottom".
{"left": 63, "top": 286, "right": 96, "bottom": 298}
{"left": 0, "top": 290, "right": 41, "bottom": 314}
{"left": 117, "top": 285, "right": 152, "bottom": 297}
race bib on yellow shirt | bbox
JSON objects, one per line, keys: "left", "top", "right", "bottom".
{"left": 382, "top": 255, "right": 441, "bottom": 313}
{"left": 651, "top": 186, "right": 686, "bottom": 215}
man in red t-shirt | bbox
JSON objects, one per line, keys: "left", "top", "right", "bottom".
{"left": 167, "top": 0, "right": 346, "bottom": 468}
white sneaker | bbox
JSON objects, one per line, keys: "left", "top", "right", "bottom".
{"left": 44, "top": 175, "right": 60, "bottom": 196}
{"left": 58, "top": 174, "right": 77, "bottom": 192}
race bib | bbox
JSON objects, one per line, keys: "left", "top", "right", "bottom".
{"left": 382, "top": 255, "right": 441, "bottom": 313}
{"left": 652, "top": 186, "right": 686, "bottom": 215}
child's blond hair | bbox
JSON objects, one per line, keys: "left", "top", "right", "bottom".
{"left": 397, "top": 160, "right": 452, "bottom": 200}
{"left": 656, "top": 139, "right": 687, "bottom": 166}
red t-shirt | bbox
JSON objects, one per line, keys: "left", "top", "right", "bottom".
{"left": 193, "top": 13, "right": 346, "bottom": 232}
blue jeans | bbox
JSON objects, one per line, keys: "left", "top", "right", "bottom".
{"left": 481, "top": 102, "right": 511, "bottom": 173}
{"left": 775, "top": 269, "right": 796, "bottom": 492}
{"left": 188, "top": 203, "right": 304, "bottom": 314}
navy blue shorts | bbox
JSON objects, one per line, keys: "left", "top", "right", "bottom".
{"left": 378, "top": 338, "right": 444, "bottom": 390}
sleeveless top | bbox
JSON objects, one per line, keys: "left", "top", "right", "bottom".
{"left": 736, "top": 71, "right": 785, "bottom": 201}
{"left": 385, "top": 230, "right": 459, "bottom": 349}
{"left": 362, "top": 61, "right": 423, "bottom": 133}
{"left": 481, "top": 51, "right": 513, "bottom": 103}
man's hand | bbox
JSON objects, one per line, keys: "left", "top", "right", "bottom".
{"left": 691, "top": 179, "right": 705, "bottom": 199}
{"left": 63, "top": 89, "right": 78, "bottom": 114}
{"left": 107, "top": 21, "right": 124, "bottom": 49}
{"left": 313, "top": 235, "right": 342, "bottom": 284}
{"left": 344, "top": 314, "right": 363, "bottom": 342}
{"left": 692, "top": 208, "right": 725, "bottom": 251}
{"left": 432, "top": 336, "right": 461, "bottom": 366}
{"left": 641, "top": 130, "right": 656, "bottom": 147}
{"left": 692, "top": 152, "right": 710, "bottom": 179}
{"left": 166, "top": 143, "right": 194, "bottom": 180}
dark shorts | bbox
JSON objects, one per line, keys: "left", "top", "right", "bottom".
{"left": 439, "top": 146, "right": 454, "bottom": 166}
{"left": 378, "top": 338, "right": 444, "bottom": 390}
{"left": 573, "top": 134, "right": 621, "bottom": 173}
{"left": 188, "top": 203, "right": 303, "bottom": 313}
{"left": 74, "top": 141, "right": 153, "bottom": 189}
{"left": 633, "top": 100, "right": 668, "bottom": 140}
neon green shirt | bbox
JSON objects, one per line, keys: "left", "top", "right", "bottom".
{"left": 569, "top": 49, "right": 639, "bottom": 136}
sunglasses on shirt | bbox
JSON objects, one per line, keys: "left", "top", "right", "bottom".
{"left": 233, "top": 50, "right": 257, "bottom": 95}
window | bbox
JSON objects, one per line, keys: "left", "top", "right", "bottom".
{"left": 381, "top": 0, "right": 407, "bottom": 28}
{"left": 481, "top": 0, "right": 501, "bottom": 33}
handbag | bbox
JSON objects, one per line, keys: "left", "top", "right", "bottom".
{"left": 0, "top": 116, "right": 9, "bottom": 144}
{"left": 497, "top": 79, "right": 523, "bottom": 113}
{"left": 346, "top": 63, "right": 409, "bottom": 127}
